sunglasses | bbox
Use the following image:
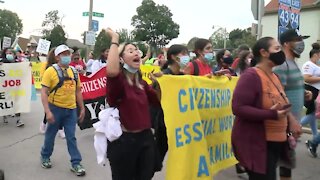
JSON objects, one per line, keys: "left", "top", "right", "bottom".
{"left": 73, "top": 58, "right": 80, "bottom": 60}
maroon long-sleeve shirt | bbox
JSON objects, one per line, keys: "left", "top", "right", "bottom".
{"left": 232, "top": 68, "right": 278, "bottom": 174}
{"left": 107, "top": 71, "right": 159, "bottom": 131}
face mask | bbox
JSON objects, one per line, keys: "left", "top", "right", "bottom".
{"left": 60, "top": 56, "right": 71, "bottom": 65}
{"left": 269, "top": 50, "right": 286, "bottom": 65}
{"left": 204, "top": 53, "right": 214, "bottom": 62}
{"left": 247, "top": 58, "right": 252, "bottom": 65}
{"left": 223, "top": 56, "right": 233, "bottom": 65}
{"left": 178, "top": 55, "right": 191, "bottom": 67}
{"left": 6, "top": 54, "right": 14, "bottom": 61}
{"left": 316, "top": 59, "right": 320, "bottom": 65}
{"left": 123, "top": 63, "right": 139, "bottom": 73}
{"left": 292, "top": 41, "right": 305, "bottom": 57}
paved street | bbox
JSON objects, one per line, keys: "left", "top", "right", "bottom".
{"left": 0, "top": 96, "right": 319, "bottom": 180}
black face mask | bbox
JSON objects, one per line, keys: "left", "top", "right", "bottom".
{"left": 223, "top": 56, "right": 233, "bottom": 65}
{"left": 269, "top": 50, "right": 286, "bottom": 65}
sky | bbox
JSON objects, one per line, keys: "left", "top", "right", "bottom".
{"left": 0, "top": 0, "right": 271, "bottom": 45}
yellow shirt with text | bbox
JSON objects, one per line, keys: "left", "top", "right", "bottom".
{"left": 41, "top": 66, "right": 81, "bottom": 109}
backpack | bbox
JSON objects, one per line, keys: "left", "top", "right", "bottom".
{"left": 192, "top": 61, "right": 199, "bottom": 76}
{"left": 49, "top": 64, "right": 79, "bottom": 95}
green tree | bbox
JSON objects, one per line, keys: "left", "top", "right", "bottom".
{"left": 131, "top": 0, "right": 179, "bottom": 49}
{"left": 93, "top": 29, "right": 111, "bottom": 58}
{"left": 0, "top": 9, "right": 23, "bottom": 42}
{"left": 117, "top": 29, "right": 134, "bottom": 44}
{"left": 229, "top": 28, "right": 256, "bottom": 49}
{"left": 47, "top": 25, "right": 67, "bottom": 48}
{"left": 42, "top": 10, "right": 62, "bottom": 39}
{"left": 209, "top": 28, "right": 231, "bottom": 49}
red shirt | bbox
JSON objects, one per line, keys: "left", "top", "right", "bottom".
{"left": 186, "top": 59, "right": 212, "bottom": 76}
{"left": 107, "top": 72, "right": 159, "bottom": 131}
{"left": 231, "top": 57, "right": 240, "bottom": 70}
{"left": 69, "top": 60, "right": 86, "bottom": 72}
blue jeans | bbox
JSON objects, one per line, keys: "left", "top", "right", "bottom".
{"left": 301, "top": 112, "right": 318, "bottom": 137}
{"left": 41, "top": 104, "right": 82, "bottom": 167}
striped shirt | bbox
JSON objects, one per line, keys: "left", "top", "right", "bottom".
{"left": 273, "top": 60, "right": 304, "bottom": 120}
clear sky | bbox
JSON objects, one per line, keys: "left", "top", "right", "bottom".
{"left": 0, "top": 0, "right": 271, "bottom": 45}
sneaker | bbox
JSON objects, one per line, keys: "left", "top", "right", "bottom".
{"left": 235, "top": 163, "right": 246, "bottom": 174}
{"left": 40, "top": 122, "right": 47, "bottom": 134}
{"left": 16, "top": 120, "right": 24, "bottom": 127}
{"left": 71, "top": 164, "right": 86, "bottom": 176}
{"left": 306, "top": 140, "right": 318, "bottom": 158}
{"left": 58, "top": 129, "right": 66, "bottom": 139}
{"left": 41, "top": 158, "right": 52, "bottom": 169}
{"left": 3, "top": 116, "right": 8, "bottom": 124}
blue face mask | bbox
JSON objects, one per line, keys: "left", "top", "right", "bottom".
{"left": 204, "top": 53, "right": 214, "bottom": 62}
{"left": 179, "top": 55, "right": 191, "bottom": 67}
{"left": 60, "top": 56, "right": 71, "bottom": 65}
{"left": 123, "top": 63, "right": 139, "bottom": 73}
{"left": 6, "top": 54, "right": 14, "bottom": 61}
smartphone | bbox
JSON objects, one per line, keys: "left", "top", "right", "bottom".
{"left": 281, "top": 104, "right": 292, "bottom": 110}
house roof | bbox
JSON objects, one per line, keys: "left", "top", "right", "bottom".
{"left": 28, "top": 35, "right": 86, "bottom": 49}
{"left": 12, "top": 37, "right": 29, "bottom": 51}
{"left": 265, "top": 0, "right": 320, "bottom": 14}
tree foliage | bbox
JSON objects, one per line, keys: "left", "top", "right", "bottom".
{"left": 131, "top": 0, "right": 179, "bottom": 49}
{"left": 209, "top": 28, "right": 231, "bottom": 49}
{"left": 42, "top": 10, "right": 62, "bottom": 39}
{"left": 0, "top": 9, "right": 23, "bottom": 42}
{"left": 209, "top": 27, "right": 256, "bottom": 50}
{"left": 117, "top": 29, "right": 134, "bottom": 44}
{"left": 47, "top": 25, "right": 67, "bottom": 48}
{"left": 228, "top": 28, "right": 256, "bottom": 49}
{"left": 93, "top": 29, "right": 111, "bottom": 59}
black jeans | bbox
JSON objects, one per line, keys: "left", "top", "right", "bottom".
{"left": 247, "top": 142, "right": 285, "bottom": 180}
{"left": 107, "top": 129, "right": 155, "bottom": 180}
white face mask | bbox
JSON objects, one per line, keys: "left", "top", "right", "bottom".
{"left": 123, "top": 63, "right": 139, "bottom": 73}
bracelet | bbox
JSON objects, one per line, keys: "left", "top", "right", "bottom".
{"left": 111, "top": 42, "right": 119, "bottom": 47}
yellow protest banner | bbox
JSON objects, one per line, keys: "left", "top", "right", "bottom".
{"left": 31, "top": 62, "right": 44, "bottom": 89}
{"left": 140, "top": 65, "right": 161, "bottom": 84}
{"left": 157, "top": 75, "right": 239, "bottom": 180}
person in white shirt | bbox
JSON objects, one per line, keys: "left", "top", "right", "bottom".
{"left": 92, "top": 48, "right": 109, "bottom": 74}
{"left": 86, "top": 51, "right": 95, "bottom": 75}
{"left": 301, "top": 47, "right": 320, "bottom": 137}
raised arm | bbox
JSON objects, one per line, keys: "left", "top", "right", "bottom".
{"left": 106, "top": 28, "right": 120, "bottom": 77}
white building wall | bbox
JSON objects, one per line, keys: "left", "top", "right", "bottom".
{"left": 261, "top": 9, "right": 320, "bottom": 67}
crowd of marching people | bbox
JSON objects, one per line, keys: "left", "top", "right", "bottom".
{"left": 2, "top": 27, "right": 320, "bottom": 180}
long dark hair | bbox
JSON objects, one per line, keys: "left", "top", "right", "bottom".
{"left": 251, "top": 37, "right": 274, "bottom": 67}
{"left": 238, "top": 50, "right": 251, "bottom": 72}
{"left": 162, "top": 44, "right": 188, "bottom": 70}
{"left": 100, "top": 48, "right": 108, "bottom": 63}
{"left": 46, "top": 48, "right": 56, "bottom": 69}
{"left": 1, "top": 48, "right": 12, "bottom": 59}
{"left": 194, "top": 38, "right": 210, "bottom": 57}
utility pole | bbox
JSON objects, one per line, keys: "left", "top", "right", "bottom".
{"left": 88, "top": 0, "right": 93, "bottom": 32}
{"left": 223, "top": 27, "right": 227, "bottom": 49}
{"left": 86, "top": 0, "right": 93, "bottom": 61}
{"left": 257, "top": 0, "right": 263, "bottom": 39}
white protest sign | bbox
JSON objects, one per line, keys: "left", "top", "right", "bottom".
{"left": 2, "top": 37, "right": 11, "bottom": 49}
{"left": 0, "top": 63, "right": 32, "bottom": 116}
{"left": 85, "top": 31, "right": 96, "bottom": 46}
{"left": 36, "top": 39, "right": 51, "bottom": 55}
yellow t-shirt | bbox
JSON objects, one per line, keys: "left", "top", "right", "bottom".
{"left": 41, "top": 66, "right": 81, "bottom": 109}
{"left": 40, "top": 62, "right": 48, "bottom": 77}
